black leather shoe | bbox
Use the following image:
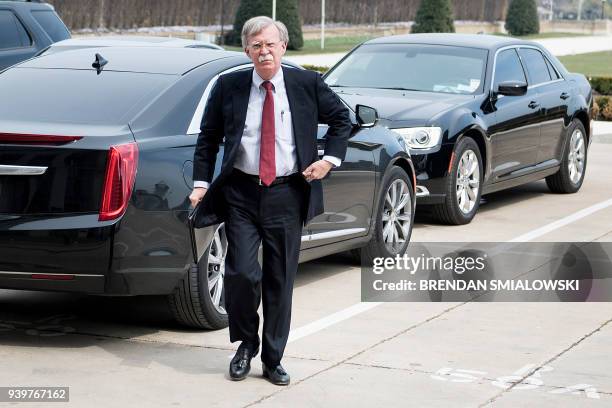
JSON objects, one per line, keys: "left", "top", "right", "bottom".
{"left": 229, "top": 342, "right": 259, "bottom": 381}
{"left": 262, "top": 363, "right": 290, "bottom": 385}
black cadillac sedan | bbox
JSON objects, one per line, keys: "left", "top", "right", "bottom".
{"left": 0, "top": 46, "right": 415, "bottom": 329}
{"left": 324, "top": 34, "right": 592, "bottom": 225}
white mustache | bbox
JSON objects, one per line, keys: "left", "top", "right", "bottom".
{"left": 258, "top": 54, "right": 274, "bottom": 63}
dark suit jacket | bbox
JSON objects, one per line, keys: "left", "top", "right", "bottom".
{"left": 192, "top": 66, "right": 352, "bottom": 228}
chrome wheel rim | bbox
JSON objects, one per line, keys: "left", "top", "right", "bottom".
{"left": 382, "top": 179, "right": 413, "bottom": 253}
{"left": 456, "top": 149, "right": 480, "bottom": 214}
{"left": 206, "top": 223, "right": 227, "bottom": 314}
{"left": 568, "top": 128, "right": 585, "bottom": 184}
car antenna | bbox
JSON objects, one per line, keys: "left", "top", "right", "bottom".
{"left": 92, "top": 53, "right": 108, "bottom": 75}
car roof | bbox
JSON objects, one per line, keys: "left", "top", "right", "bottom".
{"left": 17, "top": 46, "right": 244, "bottom": 75}
{"left": 0, "top": 0, "right": 54, "bottom": 10}
{"left": 49, "top": 36, "right": 224, "bottom": 50}
{"left": 365, "top": 33, "right": 534, "bottom": 50}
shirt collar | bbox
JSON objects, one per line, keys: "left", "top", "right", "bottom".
{"left": 252, "top": 67, "right": 284, "bottom": 91}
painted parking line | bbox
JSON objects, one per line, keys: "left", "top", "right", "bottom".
{"left": 227, "top": 302, "right": 383, "bottom": 357}
{"left": 284, "top": 197, "right": 612, "bottom": 344}
{"left": 287, "top": 301, "right": 381, "bottom": 343}
{"left": 509, "top": 198, "right": 612, "bottom": 242}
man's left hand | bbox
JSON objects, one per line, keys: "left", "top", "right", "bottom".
{"left": 302, "top": 159, "right": 334, "bottom": 182}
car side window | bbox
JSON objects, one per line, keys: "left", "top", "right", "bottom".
{"left": 0, "top": 10, "right": 31, "bottom": 50}
{"left": 544, "top": 57, "right": 560, "bottom": 80}
{"left": 518, "top": 48, "right": 552, "bottom": 86}
{"left": 31, "top": 10, "right": 70, "bottom": 42}
{"left": 493, "top": 49, "right": 526, "bottom": 90}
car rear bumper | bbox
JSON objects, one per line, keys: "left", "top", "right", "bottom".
{"left": 0, "top": 267, "right": 190, "bottom": 296}
{"left": 104, "top": 266, "right": 190, "bottom": 296}
{"left": 0, "top": 211, "right": 194, "bottom": 297}
{"left": 0, "top": 213, "right": 113, "bottom": 293}
{"left": 0, "top": 271, "right": 105, "bottom": 293}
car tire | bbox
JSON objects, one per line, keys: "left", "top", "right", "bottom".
{"left": 167, "top": 223, "right": 228, "bottom": 330}
{"left": 432, "top": 137, "right": 483, "bottom": 225}
{"left": 359, "top": 166, "right": 415, "bottom": 265}
{"left": 546, "top": 119, "right": 587, "bottom": 194}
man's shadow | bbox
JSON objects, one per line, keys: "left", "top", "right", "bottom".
{"left": 0, "top": 249, "right": 356, "bottom": 375}
{"left": 0, "top": 291, "right": 230, "bottom": 375}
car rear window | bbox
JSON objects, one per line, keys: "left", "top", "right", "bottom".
{"left": 518, "top": 48, "right": 552, "bottom": 86}
{"left": 0, "top": 68, "right": 175, "bottom": 125}
{"left": 545, "top": 57, "right": 560, "bottom": 80}
{"left": 31, "top": 10, "right": 70, "bottom": 42}
{"left": 0, "top": 10, "right": 31, "bottom": 49}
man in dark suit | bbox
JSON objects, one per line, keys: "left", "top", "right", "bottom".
{"left": 189, "top": 16, "right": 351, "bottom": 385}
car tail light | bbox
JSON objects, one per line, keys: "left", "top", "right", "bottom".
{"left": 99, "top": 143, "right": 139, "bottom": 221}
{"left": 31, "top": 274, "right": 74, "bottom": 280}
{"left": 0, "top": 133, "right": 82, "bottom": 145}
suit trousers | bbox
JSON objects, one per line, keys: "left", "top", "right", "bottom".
{"left": 222, "top": 169, "right": 305, "bottom": 367}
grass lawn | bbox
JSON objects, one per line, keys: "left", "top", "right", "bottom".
{"left": 494, "top": 32, "right": 589, "bottom": 39}
{"left": 223, "top": 35, "right": 374, "bottom": 55}
{"left": 224, "top": 32, "right": 590, "bottom": 56}
{"left": 558, "top": 51, "right": 612, "bottom": 77}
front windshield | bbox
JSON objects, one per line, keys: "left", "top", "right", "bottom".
{"left": 325, "top": 43, "right": 488, "bottom": 95}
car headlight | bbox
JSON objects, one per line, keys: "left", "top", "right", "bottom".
{"left": 393, "top": 127, "right": 442, "bottom": 149}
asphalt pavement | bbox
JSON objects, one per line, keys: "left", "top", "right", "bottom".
{"left": 0, "top": 125, "right": 611, "bottom": 407}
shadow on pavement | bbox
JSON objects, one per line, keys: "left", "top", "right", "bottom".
{"left": 415, "top": 180, "right": 551, "bottom": 224}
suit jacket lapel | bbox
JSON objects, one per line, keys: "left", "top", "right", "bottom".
{"left": 283, "top": 66, "right": 307, "bottom": 169}
{"left": 231, "top": 68, "right": 253, "bottom": 143}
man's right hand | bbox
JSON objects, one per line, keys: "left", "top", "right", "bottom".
{"left": 189, "top": 187, "right": 207, "bottom": 208}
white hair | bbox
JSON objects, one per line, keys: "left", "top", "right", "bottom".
{"left": 241, "top": 16, "right": 289, "bottom": 48}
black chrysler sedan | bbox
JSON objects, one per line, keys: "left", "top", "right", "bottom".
{"left": 324, "top": 34, "right": 592, "bottom": 225}
{"left": 0, "top": 46, "right": 415, "bottom": 329}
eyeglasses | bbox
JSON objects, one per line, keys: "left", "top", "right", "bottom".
{"left": 248, "top": 42, "right": 279, "bottom": 52}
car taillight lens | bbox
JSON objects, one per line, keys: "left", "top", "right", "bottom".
{"left": 0, "top": 133, "right": 83, "bottom": 145}
{"left": 99, "top": 143, "right": 139, "bottom": 221}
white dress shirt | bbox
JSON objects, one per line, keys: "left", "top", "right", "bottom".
{"left": 194, "top": 68, "right": 341, "bottom": 189}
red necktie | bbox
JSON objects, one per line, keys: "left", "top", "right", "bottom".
{"left": 259, "top": 80, "right": 276, "bottom": 186}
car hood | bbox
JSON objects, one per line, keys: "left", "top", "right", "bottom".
{"left": 333, "top": 87, "right": 475, "bottom": 125}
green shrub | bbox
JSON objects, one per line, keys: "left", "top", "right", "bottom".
{"left": 301, "top": 64, "right": 329, "bottom": 74}
{"left": 602, "top": 101, "right": 612, "bottom": 121}
{"left": 505, "top": 0, "right": 539, "bottom": 36}
{"left": 594, "top": 96, "right": 612, "bottom": 121}
{"left": 227, "top": 0, "right": 303, "bottom": 50}
{"left": 589, "top": 76, "right": 612, "bottom": 95}
{"left": 411, "top": 0, "right": 455, "bottom": 33}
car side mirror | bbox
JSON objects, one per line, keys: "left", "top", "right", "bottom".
{"left": 497, "top": 80, "right": 528, "bottom": 97}
{"left": 356, "top": 104, "right": 378, "bottom": 128}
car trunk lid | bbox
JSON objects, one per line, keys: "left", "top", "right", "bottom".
{"left": 0, "top": 122, "right": 135, "bottom": 216}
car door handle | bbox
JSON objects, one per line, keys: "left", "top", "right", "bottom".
{"left": 560, "top": 92, "right": 570, "bottom": 100}
{"left": 528, "top": 101, "right": 540, "bottom": 109}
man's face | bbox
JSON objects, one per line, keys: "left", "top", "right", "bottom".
{"left": 245, "top": 24, "right": 287, "bottom": 80}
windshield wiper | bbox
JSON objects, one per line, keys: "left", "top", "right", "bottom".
{"left": 377, "top": 87, "right": 421, "bottom": 91}
{"left": 329, "top": 85, "right": 421, "bottom": 92}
